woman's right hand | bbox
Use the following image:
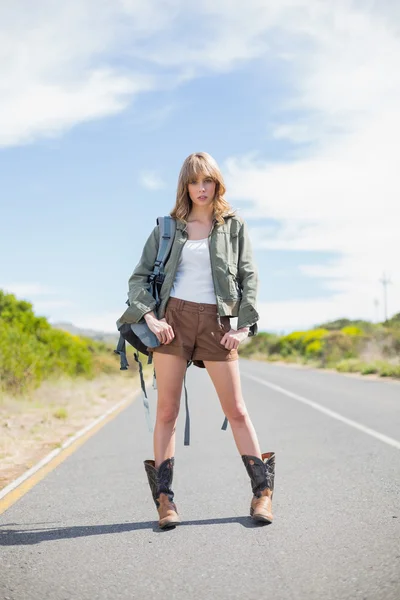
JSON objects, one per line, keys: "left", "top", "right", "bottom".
{"left": 144, "top": 312, "right": 175, "bottom": 345}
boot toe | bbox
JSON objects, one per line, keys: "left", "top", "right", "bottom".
{"left": 251, "top": 509, "right": 273, "bottom": 523}
{"left": 250, "top": 492, "right": 273, "bottom": 523}
{"left": 157, "top": 496, "right": 181, "bottom": 528}
{"left": 159, "top": 514, "right": 181, "bottom": 529}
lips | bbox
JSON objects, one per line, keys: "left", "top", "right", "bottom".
{"left": 198, "top": 196, "right": 207, "bottom": 199}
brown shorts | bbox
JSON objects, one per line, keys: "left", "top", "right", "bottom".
{"left": 148, "top": 296, "right": 238, "bottom": 367}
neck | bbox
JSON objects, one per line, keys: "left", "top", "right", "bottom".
{"left": 188, "top": 205, "right": 214, "bottom": 223}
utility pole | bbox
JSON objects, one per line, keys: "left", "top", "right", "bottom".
{"left": 373, "top": 298, "right": 379, "bottom": 323}
{"left": 379, "top": 272, "right": 392, "bottom": 322}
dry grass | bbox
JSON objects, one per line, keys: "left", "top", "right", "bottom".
{"left": 0, "top": 364, "right": 153, "bottom": 491}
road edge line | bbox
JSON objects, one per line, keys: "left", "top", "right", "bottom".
{"left": 0, "top": 377, "right": 153, "bottom": 514}
{"left": 243, "top": 372, "right": 400, "bottom": 451}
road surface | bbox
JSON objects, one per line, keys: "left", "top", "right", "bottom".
{"left": 1, "top": 359, "right": 399, "bottom": 600}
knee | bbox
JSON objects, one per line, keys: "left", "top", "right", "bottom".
{"left": 226, "top": 405, "right": 248, "bottom": 425}
{"left": 156, "top": 401, "right": 180, "bottom": 424}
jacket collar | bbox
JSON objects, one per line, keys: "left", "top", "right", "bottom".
{"left": 175, "top": 213, "right": 234, "bottom": 231}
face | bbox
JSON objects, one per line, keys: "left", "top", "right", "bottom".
{"left": 187, "top": 174, "right": 216, "bottom": 208}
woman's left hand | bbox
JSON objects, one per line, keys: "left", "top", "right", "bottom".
{"left": 220, "top": 327, "right": 249, "bottom": 350}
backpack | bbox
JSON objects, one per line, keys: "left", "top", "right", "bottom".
{"left": 115, "top": 216, "right": 192, "bottom": 445}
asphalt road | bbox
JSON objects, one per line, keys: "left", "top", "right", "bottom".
{"left": 1, "top": 359, "right": 399, "bottom": 600}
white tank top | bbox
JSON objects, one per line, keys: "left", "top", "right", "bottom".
{"left": 170, "top": 237, "right": 216, "bottom": 304}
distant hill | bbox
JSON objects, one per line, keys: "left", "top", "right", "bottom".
{"left": 315, "top": 314, "right": 400, "bottom": 332}
{"left": 314, "top": 318, "right": 375, "bottom": 333}
{"left": 52, "top": 322, "right": 119, "bottom": 344}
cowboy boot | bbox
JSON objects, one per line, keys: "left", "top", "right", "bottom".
{"left": 144, "top": 457, "right": 181, "bottom": 529}
{"left": 242, "top": 451, "right": 275, "bottom": 523}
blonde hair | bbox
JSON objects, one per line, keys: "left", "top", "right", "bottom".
{"left": 170, "top": 152, "right": 236, "bottom": 225}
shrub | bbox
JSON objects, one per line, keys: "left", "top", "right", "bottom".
{"left": 341, "top": 326, "right": 363, "bottom": 336}
{"left": 0, "top": 290, "right": 122, "bottom": 395}
{"left": 320, "top": 331, "right": 367, "bottom": 366}
{"left": 237, "top": 314, "right": 399, "bottom": 380}
{"left": 305, "top": 340, "right": 323, "bottom": 357}
{"left": 336, "top": 359, "right": 364, "bottom": 373}
{"left": 271, "top": 328, "right": 329, "bottom": 358}
{"left": 378, "top": 363, "right": 400, "bottom": 378}
{"left": 238, "top": 332, "right": 279, "bottom": 358}
{"left": 53, "top": 407, "right": 68, "bottom": 420}
{"left": 360, "top": 363, "right": 379, "bottom": 375}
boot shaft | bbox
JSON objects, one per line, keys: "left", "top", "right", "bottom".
{"left": 242, "top": 452, "right": 275, "bottom": 498}
{"left": 144, "top": 457, "right": 175, "bottom": 505}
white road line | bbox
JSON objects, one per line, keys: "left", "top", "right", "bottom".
{"left": 0, "top": 382, "right": 148, "bottom": 502}
{"left": 243, "top": 373, "right": 400, "bottom": 451}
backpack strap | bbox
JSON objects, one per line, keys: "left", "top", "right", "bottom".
{"left": 150, "top": 216, "right": 176, "bottom": 308}
{"left": 183, "top": 361, "right": 192, "bottom": 446}
{"left": 114, "top": 334, "right": 129, "bottom": 370}
{"left": 156, "top": 216, "right": 176, "bottom": 264}
{"left": 134, "top": 351, "right": 153, "bottom": 432}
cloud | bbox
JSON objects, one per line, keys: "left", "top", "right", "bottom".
{"left": 223, "top": 1, "right": 400, "bottom": 327}
{"left": 0, "top": 1, "right": 166, "bottom": 147}
{"left": 1, "top": 283, "right": 74, "bottom": 314}
{"left": 2, "top": 283, "right": 57, "bottom": 297}
{"left": 140, "top": 171, "right": 166, "bottom": 190}
{"left": 2, "top": 0, "right": 275, "bottom": 147}
{"left": 0, "top": 1, "right": 315, "bottom": 147}
{"left": 3, "top": 1, "right": 399, "bottom": 330}
{"left": 34, "top": 300, "right": 75, "bottom": 311}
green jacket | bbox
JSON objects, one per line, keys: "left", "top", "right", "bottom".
{"left": 119, "top": 213, "right": 260, "bottom": 336}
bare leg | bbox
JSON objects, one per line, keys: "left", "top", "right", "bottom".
{"left": 152, "top": 352, "right": 188, "bottom": 467}
{"left": 203, "top": 359, "right": 261, "bottom": 457}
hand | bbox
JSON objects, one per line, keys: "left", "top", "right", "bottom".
{"left": 144, "top": 313, "right": 175, "bottom": 345}
{"left": 220, "top": 327, "right": 249, "bottom": 350}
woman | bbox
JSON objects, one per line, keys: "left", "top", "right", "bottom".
{"left": 125, "top": 152, "right": 275, "bottom": 529}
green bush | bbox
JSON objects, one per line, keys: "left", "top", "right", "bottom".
{"left": 321, "top": 330, "right": 369, "bottom": 366}
{"left": 378, "top": 363, "right": 400, "bottom": 378}
{"left": 305, "top": 340, "right": 323, "bottom": 357}
{"left": 238, "top": 332, "right": 279, "bottom": 358}
{"left": 270, "top": 328, "right": 329, "bottom": 358}
{"left": 360, "top": 363, "right": 379, "bottom": 375}
{"left": 341, "top": 325, "right": 363, "bottom": 336}
{"left": 0, "top": 290, "right": 120, "bottom": 395}
{"left": 235, "top": 312, "right": 399, "bottom": 380}
{"left": 335, "top": 359, "right": 364, "bottom": 373}
{"left": 383, "top": 312, "right": 400, "bottom": 329}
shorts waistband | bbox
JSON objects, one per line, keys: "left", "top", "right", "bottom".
{"left": 167, "top": 296, "right": 218, "bottom": 314}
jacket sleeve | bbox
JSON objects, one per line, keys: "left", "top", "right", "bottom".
{"left": 119, "top": 225, "right": 160, "bottom": 324}
{"left": 236, "top": 219, "right": 260, "bottom": 335}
